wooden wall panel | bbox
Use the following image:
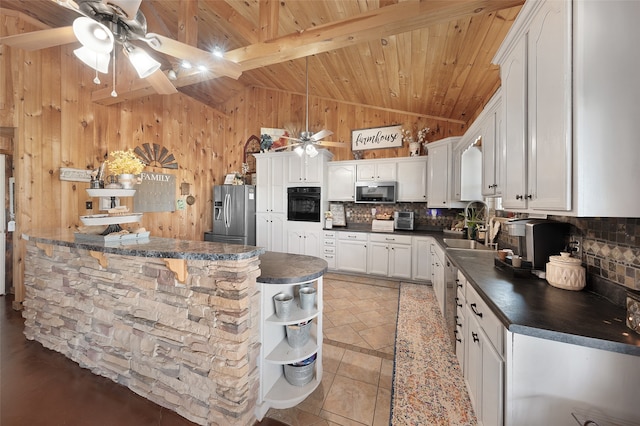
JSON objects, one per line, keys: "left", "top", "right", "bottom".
{"left": 222, "top": 86, "right": 467, "bottom": 164}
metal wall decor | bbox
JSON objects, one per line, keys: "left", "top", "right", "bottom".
{"left": 134, "top": 143, "right": 179, "bottom": 169}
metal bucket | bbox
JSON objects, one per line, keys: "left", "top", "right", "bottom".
{"left": 286, "top": 320, "right": 312, "bottom": 348}
{"left": 273, "top": 292, "right": 293, "bottom": 319}
{"left": 284, "top": 353, "right": 317, "bottom": 386}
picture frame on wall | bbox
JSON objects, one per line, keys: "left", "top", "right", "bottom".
{"left": 329, "top": 203, "right": 346, "bottom": 227}
{"left": 351, "top": 124, "right": 402, "bottom": 151}
{"left": 260, "top": 127, "right": 291, "bottom": 151}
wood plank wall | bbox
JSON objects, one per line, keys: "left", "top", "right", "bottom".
{"left": 1, "top": 10, "right": 226, "bottom": 303}
{"left": 221, "top": 86, "right": 467, "bottom": 169}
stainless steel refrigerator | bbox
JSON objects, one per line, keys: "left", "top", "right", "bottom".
{"left": 205, "top": 185, "right": 256, "bottom": 245}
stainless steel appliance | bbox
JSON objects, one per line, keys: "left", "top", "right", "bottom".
{"left": 287, "top": 187, "right": 321, "bottom": 222}
{"left": 394, "top": 211, "right": 414, "bottom": 230}
{"left": 206, "top": 185, "right": 256, "bottom": 245}
{"left": 355, "top": 181, "right": 397, "bottom": 204}
{"left": 507, "top": 218, "right": 570, "bottom": 270}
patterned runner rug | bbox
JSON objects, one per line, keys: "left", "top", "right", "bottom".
{"left": 391, "top": 283, "right": 477, "bottom": 425}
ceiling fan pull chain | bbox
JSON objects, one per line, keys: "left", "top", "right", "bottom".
{"left": 111, "top": 47, "right": 117, "bottom": 98}
{"left": 93, "top": 54, "right": 100, "bottom": 84}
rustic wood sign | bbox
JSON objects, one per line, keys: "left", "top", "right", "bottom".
{"left": 134, "top": 172, "right": 176, "bottom": 212}
{"left": 351, "top": 125, "right": 402, "bottom": 151}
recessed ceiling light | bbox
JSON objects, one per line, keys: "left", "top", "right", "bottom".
{"left": 181, "top": 60, "right": 192, "bottom": 69}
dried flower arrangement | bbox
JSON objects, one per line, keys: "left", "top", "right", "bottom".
{"left": 107, "top": 149, "right": 145, "bottom": 175}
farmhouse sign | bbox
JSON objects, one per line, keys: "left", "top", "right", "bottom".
{"left": 351, "top": 125, "right": 402, "bottom": 151}
{"left": 134, "top": 172, "right": 176, "bottom": 212}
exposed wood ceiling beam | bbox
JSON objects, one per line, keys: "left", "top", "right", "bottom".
{"left": 179, "top": 0, "right": 198, "bottom": 46}
{"left": 206, "top": 1, "right": 259, "bottom": 45}
{"left": 93, "top": 0, "right": 524, "bottom": 105}
{"left": 259, "top": 0, "right": 279, "bottom": 42}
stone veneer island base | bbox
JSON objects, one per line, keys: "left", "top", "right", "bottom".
{"left": 22, "top": 230, "right": 266, "bottom": 426}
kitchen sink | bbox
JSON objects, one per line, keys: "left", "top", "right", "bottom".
{"left": 443, "top": 238, "right": 493, "bottom": 251}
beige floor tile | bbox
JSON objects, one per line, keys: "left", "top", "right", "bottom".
{"left": 297, "top": 371, "right": 335, "bottom": 415}
{"left": 324, "top": 325, "right": 372, "bottom": 348}
{"left": 358, "top": 325, "right": 396, "bottom": 350}
{"left": 324, "top": 309, "right": 361, "bottom": 326}
{"left": 319, "top": 410, "right": 366, "bottom": 426}
{"left": 336, "top": 349, "right": 382, "bottom": 385}
{"left": 372, "top": 387, "right": 391, "bottom": 426}
{"left": 266, "top": 406, "right": 329, "bottom": 426}
{"left": 355, "top": 310, "right": 393, "bottom": 327}
{"left": 326, "top": 298, "right": 358, "bottom": 310}
{"left": 379, "top": 359, "right": 394, "bottom": 390}
{"left": 322, "top": 375, "right": 379, "bottom": 425}
{"left": 322, "top": 344, "right": 345, "bottom": 374}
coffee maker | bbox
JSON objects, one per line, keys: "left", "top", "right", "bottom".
{"left": 507, "top": 219, "right": 570, "bottom": 271}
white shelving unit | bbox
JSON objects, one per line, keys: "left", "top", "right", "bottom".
{"left": 255, "top": 276, "right": 323, "bottom": 420}
{"left": 77, "top": 188, "right": 146, "bottom": 240}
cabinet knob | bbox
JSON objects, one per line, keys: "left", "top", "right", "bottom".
{"left": 526, "top": 194, "right": 533, "bottom": 199}
{"left": 472, "top": 332, "right": 480, "bottom": 343}
{"left": 516, "top": 194, "right": 523, "bottom": 200}
{"left": 455, "top": 330, "right": 462, "bottom": 343}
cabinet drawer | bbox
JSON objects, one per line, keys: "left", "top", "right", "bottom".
{"left": 369, "top": 233, "right": 412, "bottom": 245}
{"left": 324, "top": 239, "right": 335, "bottom": 246}
{"left": 337, "top": 232, "right": 367, "bottom": 241}
{"left": 323, "top": 231, "right": 336, "bottom": 239}
{"left": 466, "top": 284, "right": 504, "bottom": 356}
{"left": 456, "top": 270, "right": 467, "bottom": 294}
{"left": 323, "top": 246, "right": 336, "bottom": 254}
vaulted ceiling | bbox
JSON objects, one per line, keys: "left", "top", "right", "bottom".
{"left": 1, "top": 0, "right": 524, "bottom": 125}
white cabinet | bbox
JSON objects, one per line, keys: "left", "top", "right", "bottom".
{"left": 336, "top": 232, "right": 368, "bottom": 274}
{"left": 480, "top": 90, "right": 504, "bottom": 197}
{"left": 454, "top": 271, "right": 466, "bottom": 373}
{"left": 426, "top": 137, "right": 466, "bottom": 208}
{"left": 356, "top": 160, "right": 396, "bottom": 182}
{"left": 326, "top": 162, "right": 356, "bottom": 201}
{"left": 396, "top": 157, "right": 428, "bottom": 202}
{"left": 494, "top": 0, "right": 572, "bottom": 211}
{"left": 288, "top": 149, "right": 332, "bottom": 185}
{"left": 287, "top": 222, "right": 321, "bottom": 257}
{"left": 322, "top": 231, "right": 336, "bottom": 269}
{"left": 411, "top": 236, "right": 434, "bottom": 281}
{"left": 464, "top": 283, "right": 505, "bottom": 426}
{"left": 367, "top": 234, "right": 412, "bottom": 279}
{"left": 255, "top": 153, "right": 287, "bottom": 213}
{"left": 255, "top": 276, "right": 323, "bottom": 420}
{"left": 256, "top": 212, "right": 286, "bottom": 252}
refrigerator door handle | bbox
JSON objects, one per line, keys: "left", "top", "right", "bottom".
{"left": 224, "top": 193, "right": 231, "bottom": 228}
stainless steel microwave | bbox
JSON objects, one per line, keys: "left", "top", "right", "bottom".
{"left": 354, "top": 181, "right": 397, "bottom": 204}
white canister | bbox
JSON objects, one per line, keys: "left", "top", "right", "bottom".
{"left": 546, "top": 252, "right": 585, "bottom": 291}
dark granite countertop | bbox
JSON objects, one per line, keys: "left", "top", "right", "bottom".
{"left": 258, "top": 251, "right": 328, "bottom": 284}
{"left": 446, "top": 249, "right": 640, "bottom": 356}
{"left": 23, "top": 229, "right": 265, "bottom": 261}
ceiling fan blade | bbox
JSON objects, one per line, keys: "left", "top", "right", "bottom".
{"left": 317, "top": 140, "right": 346, "bottom": 147}
{"left": 0, "top": 26, "right": 76, "bottom": 51}
{"left": 145, "top": 69, "right": 178, "bottom": 95}
{"left": 310, "top": 129, "right": 333, "bottom": 141}
{"left": 280, "top": 135, "right": 303, "bottom": 143}
{"left": 144, "top": 33, "right": 242, "bottom": 80}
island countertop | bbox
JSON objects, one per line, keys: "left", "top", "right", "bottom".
{"left": 23, "top": 229, "right": 265, "bottom": 260}
{"left": 258, "top": 251, "right": 328, "bottom": 284}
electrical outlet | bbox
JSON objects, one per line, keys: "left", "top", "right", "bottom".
{"left": 85, "top": 201, "right": 93, "bottom": 210}
{"left": 569, "top": 235, "right": 583, "bottom": 259}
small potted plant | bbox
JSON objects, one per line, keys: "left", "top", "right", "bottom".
{"left": 324, "top": 211, "right": 333, "bottom": 229}
{"left": 106, "top": 149, "right": 145, "bottom": 189}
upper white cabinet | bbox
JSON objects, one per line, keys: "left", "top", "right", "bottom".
{"left": 326, "top": 162, "right": 356, "bottom": 201}
{"left": 494, "top": 0, "right": 640, "bottom": 216}
{"left": 288, "top": 149, "right": 333, "bottom": 185}
{"left": 480, "top": 90, "right": 504, "bottom": 197}
{"left": 396, "top": 157, "right": 428, "bottom": 202}
{"left": 426, "top": 137, "right": 466, "bottom": 208}
{"left": 356, "top": 160, "right": 396, "bottom": 182}
{"left": 255, "top": 153, "right": 288, "bottom": 213}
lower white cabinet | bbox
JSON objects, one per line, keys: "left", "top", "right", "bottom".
{"left": 411, "top": 236, "right": 434, "bottom": 281}
{"left": 287, "top": 222, "right": 321, "bottom": 257}
{"left": 464, "top": 283, "right": 505, "bottom": 426}
{"left": 256, "top": 213, "right": 286, "bottom": 252}
{"left": 454, "top": 271, "right": 466, "bottom": 372}
{"left": 430, "top": 243, "right": 446, "bottom": 315}
{"left": 336, "top": 232, "right": 368, "bottom": 274}
{"left": 255, "top": 277, "right": 323, "bottom": 420}
{"left": 367, "top": 234, "right": 412, "bottom": 279}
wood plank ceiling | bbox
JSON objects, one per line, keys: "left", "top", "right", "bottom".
{"left": 1, "top": 0, "right": 523, "bottom": 125}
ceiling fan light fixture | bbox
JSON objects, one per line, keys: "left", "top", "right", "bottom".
{"left": 305, "top": 143, "right": 318, "bottom": 158}
{"left": 73, "top": 46, "right": 110, "bottom": 73}
{"left": 294, "top": 145, "right": 305, "bottom": 156}
{"left": 124, "top": 43, "right": 161, "bottom": 78}
{"left": 181, "top": 60, "right": 192, "bottom": 69}
{"left": 73, "top": 17, "right": 114, "bottom": 54}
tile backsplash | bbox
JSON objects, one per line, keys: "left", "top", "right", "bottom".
{"left": 340, "top": 202, "right": 463, "bottom": 230}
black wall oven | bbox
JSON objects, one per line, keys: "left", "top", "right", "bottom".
{"left": 287, "top": 187, "right": 321, "bottom": 222}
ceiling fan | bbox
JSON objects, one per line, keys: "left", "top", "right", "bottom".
{"left": 271, "top": 56, "right": 344, "bottom": 157}
{"left": 0, "top": 0, "right": 242, "bottom": 96}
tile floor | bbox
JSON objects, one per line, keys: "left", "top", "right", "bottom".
{"left": 265, "top": 273, "right": 401, "bottom": 426}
